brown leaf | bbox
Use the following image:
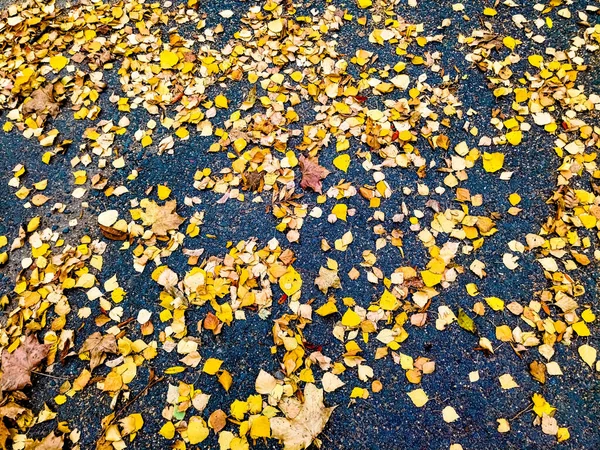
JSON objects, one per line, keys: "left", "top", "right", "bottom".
{"left": 203, "top": 312, "right": 222, "bottom": 335}
{"left": 79, "top": 332, "right": 117, "bottom": 371}
{"left": 99, "top": 225, "right": 128, "bottom": 241}
{"left": 140, "top": 200, "right": 184, "bottom": 236}
{"left": 24, "top": 432, "right": 64, "bottom": 450}
{"left": 0, "top": 401, "right": 28, "bottom": 419}
{"left": 22, "top": 84, "right": 61, "bottom": 119}
{"left": 299, "top": 155, "right": 330, "bottom": 194}
{"left": 208, "top": 409, "right": 227, "bottom": 433}
{"left": 0, "top": 335, "right": 50, "bottom": 391}
{"left": 529, "top": 361, "right": 546, "bottom": 384}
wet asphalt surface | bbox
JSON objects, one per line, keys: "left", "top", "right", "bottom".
{"left": 1, "top": 0, "right": 600, "bottom": 449}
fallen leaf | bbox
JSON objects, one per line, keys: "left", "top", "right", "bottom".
{"left": 299, "top": 155, "right": 330, "bottom": 194}
{"left": 0, "top": 335, "right": 49, "bottom": 391}
{"left": 79, "top": 332, "right": 117, "bottom": 371}
{"left": 271, "top": 383, "right": 335, "bottom": 450}
{"left": 529, "top": 361, "right": 546, "bottom": 384}
{"left": 140, "top": 200, "right": 184, "bottom": 236}
{"left": 457, "top": 308, "right": 477, "bottom": 334}
{"left": 314, "top": 266, "right": 340, "bottom": 294}
{"left": 22, "top": 84, "right": 61, "bottom": 118}
{"left": 24, "top": 431, "right": 63, "bottom": 450}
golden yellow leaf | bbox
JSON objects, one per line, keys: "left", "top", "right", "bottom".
{"left": 160, "top": 50, "right": 179, "bottom": 69}
{"left": 482, "top": 152, "right": 505, "bottom": 173}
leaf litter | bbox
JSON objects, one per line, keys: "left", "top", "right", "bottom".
{"left": 0, "top": 0, "right": 598, "bottom": 448}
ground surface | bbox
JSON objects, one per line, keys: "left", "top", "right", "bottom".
{"left": 0, "top": 0, "right": 599, "bottom": 449}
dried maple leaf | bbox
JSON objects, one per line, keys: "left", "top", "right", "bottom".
{"left": 24, "top": 432, "right": 64, "bottom": 450}
{"left": 271, "top": 383, "right": 335, "bottom": 450}
{"left": 314, "top": 266, "right": 341, "bottom": 294}
{"left": 140, "top": 200, "right": 184, "bottom": 236}
{"left": 79, "top": 332, "right": 117, "bottom": 371}
{"left": 0, "top": 335, "right": 49, "bottom": 392}
{"left": 21, "top": 84, "right": 61, "bottom": 119}
{"left": 299, "top": 155, "right": 330, "bottom": 194}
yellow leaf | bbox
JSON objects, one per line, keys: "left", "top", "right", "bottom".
{"left": 164, "top": 366, "right": 185, "bottom": 374}
{"left": 350, "top": 387, "right": 367, "bottom": 398}
{"left": 203, "top": 358, "right": 223, "bottom": 375}
{"left": 578, "top": 344, "right": 596, "bottom": 367}
{"left": 572, "top": 321, "right": 590, "bottom": 337}
{"left": 357, "top": 0, "right": 372, "bottom": 8}
{"left": 485, "top": 296, "right": 504, "bottom": 311}
{"left": 379, "top": 289, "right": 399, "bottom": 311}
{"left": 421, "top": 270, "right": 441, "bottom": 287}
{"left": 495, "top": 325, "right": 513, "bottom": 342}
{"left": 279, "top": 266, "right": 302, "bottom": 296}
{"left": 503, "top": 36, "right": 517, "bottom": 51}
{"left": 466, "top": 283, "right": 479, "bottom": 296}
{"left": 331, "top": 204, "right": 347, "bottom": 221}
{"left": 215, "top": 94, "right": 229, "bottom": 109}
{"left": 187, "top": 416, "right": 209, "bottom": 444}
{"left": 581, "top": 309, "right": 595, "bottom": 323}
{"left": 532, "top": 393, "right": 555, "bottom": 417}
{"left": 141, "top": 135, "right": 152, "bottom": 147}
{"left": 157, "top": 184, "right": 171, "bottom": 200}
{"left": 218, "top": 370, "right": 233, "bottom": 391}
{"left": 341, "top": 309, "right": 361, "bottom": 327}
{"left": 528, "top": 54, "right": 543, "bottom": 68}
{"left": 482, "top": 152, "right": 505, "bottom": 173}
{"left": 160, "top": 50, "right": 179, "bottom": 69}
{"left": 557, "top": 427, "right": 570, "bottom": 442}
{"left": 508, "top": 193, "right": 521, "bottom": 205}
{"left": 316, "top": 301, "right": 338, "bottom": 316}
{"left": 50, "top": 55, "right": 68, "bottom": 71}
{"left": 333, "top": 154, "right": 350, "bottom": 172}
{"left": 506, "top": 130, "right": 522, "bottom": 145}
{"left": 407, "top": 388, "right": 428, "bottom": 407}
{"left": 250, "top": 416, "right": 270, "bottom": 439}
{"left": 159, "top": 422, "right": 175, "bottom": 439}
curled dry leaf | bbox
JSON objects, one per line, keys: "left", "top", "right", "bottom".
{"left": 0, "top": 335, "right": 50, "bottom": 392}
{"left": 99, "top": 224, "right": 128, "bottom": 241}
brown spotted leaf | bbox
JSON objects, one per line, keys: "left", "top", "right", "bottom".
{"left": 0, "top": 335, "right": 50, "bottom": 392}
{"left": 299, "top": 155, "right": 330, "bottom": 194}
